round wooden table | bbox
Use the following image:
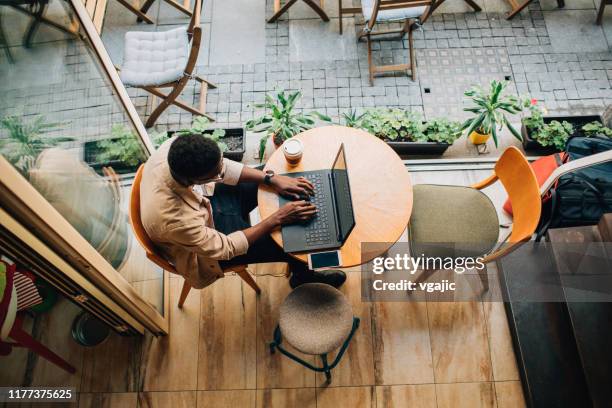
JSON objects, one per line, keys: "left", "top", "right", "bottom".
{"left": 257, "top": 125, "right": 413, "bottom": 267}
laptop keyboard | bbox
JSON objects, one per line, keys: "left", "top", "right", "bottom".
{"left": 304, "top": 173, "right": 332, "bottom": 246}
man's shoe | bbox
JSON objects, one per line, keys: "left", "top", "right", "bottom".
{"left": 289, "top": 270, "right": 347, "bottom": 289}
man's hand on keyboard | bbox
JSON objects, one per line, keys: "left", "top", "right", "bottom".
{"left": 272, "top": 201, "right": 317, "bottom": 226}
{"left": 270, "top": 175, "right": 314, "bottom": 200}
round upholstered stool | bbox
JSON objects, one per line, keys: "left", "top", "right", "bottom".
{"left": 269, "top": 283, "right": 360, "bottom": 384}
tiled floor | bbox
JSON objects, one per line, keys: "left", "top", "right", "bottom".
{"left": 1, "top": 168, "right": 526, "bottom": 408}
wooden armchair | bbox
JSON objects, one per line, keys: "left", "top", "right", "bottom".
{"left": 129, "top": 165, "right": 260, "bottom": 309}
{"left": 118, "top": 0, "right": 215, "bottom": 128}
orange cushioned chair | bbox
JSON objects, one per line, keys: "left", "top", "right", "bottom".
{"left": 408, "top": 146, "right": 542, "bottom": 290}
{"left": 129, "top": 165, "right": 261, "bottom": 309}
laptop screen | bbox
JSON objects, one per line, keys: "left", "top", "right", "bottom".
{"left": 331, "top": 143, "right": 355, "bottom": 242}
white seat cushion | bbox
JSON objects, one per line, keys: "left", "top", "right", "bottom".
{"left": 361, "top": 0, "right": 426, "bottom": 22}
{"left": 120, "top": 26, "right": 189, "bottom": 87}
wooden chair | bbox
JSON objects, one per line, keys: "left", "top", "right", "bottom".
{"left": 1, "top": 0, "right": 80, "bottom": 60}
{"left": 355, "top": 0, "right": 434, "bottom": 85}
{"left": 338, "top": 0, "right": 480, "bottom": 35}
{"left": 116, "top": 0, "right": 194, "bottom": 25}
{"left": 504, "top": 0, "right": 563, "bottom": 19}
{"left": 129, "top": 165, "right": 260, "bottom": 309}
{"left": 138, "top": 0, "right": 193, "bottom": 21}
{"left": 118, "top": 0, "right": 215, "bottom": 128}
{"left": 408, "top": 147, "right": 542, "bottom": 290}
{"left": 597, "top": 0, "right": 611, "bottom": 25}
{"left": 267, "top": 0, "right": 329, "bottom": 23}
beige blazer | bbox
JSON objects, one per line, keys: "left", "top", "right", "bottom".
{"left": 140, "top": 138, "right": 249, "bottom": 289}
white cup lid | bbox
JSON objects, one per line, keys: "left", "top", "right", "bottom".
{"left": 284, "top": 139, "right": 302, "bottom": 155}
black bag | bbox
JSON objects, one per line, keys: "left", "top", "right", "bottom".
{"left": 536, "top": 136, "right": 612, "bottom": 240}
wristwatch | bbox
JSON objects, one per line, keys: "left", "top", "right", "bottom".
{"left": 264, "top": 169, "right": 275, "bottom": 185}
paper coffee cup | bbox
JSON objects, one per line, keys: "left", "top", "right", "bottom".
{"left": 283, "top": 139, "right": 303, "bottom": 166}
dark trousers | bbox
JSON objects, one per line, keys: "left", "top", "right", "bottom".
{"left": 210, "top": 182, "right": 309, "bottom": 277}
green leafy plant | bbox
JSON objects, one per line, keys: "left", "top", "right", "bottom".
{"left": 151, "top": 117, "right": 228, "bottom": 151}
{"left": 151, "top": 131, "right": 171, "bottom": 149}
{"left": 245, "top": 90, "right": 331, "bottom": 162}
{"left": 97, "top": 125, "right": 147, "bottom": 167}
{"left": 341, "top": 109, "right": 367, "bottom": 128}
{"left": 582, "top": 121, "right": 612, "bottom": 138}
{"left": 462, "top": 80, "right": 523, "bottom": 147}
{"left": 358, "top": 108, "right": 426, "bottom": 141}
{"left": 0, "top": 115, "right": 70, "bottom": 176}
{"left": 522, "top": 98, "right": 572, "bottom": 149}
{"left": 422, "top": 117, "right": 463, "bottom": 144}
{"left": 532, "top": 120, "right": 574, "bottom": 151}
{"left": 347, "top": 108, "right": 461, "bottom": 144}
{"left": 522, "top": 97, "right": 544, "bottom": 133}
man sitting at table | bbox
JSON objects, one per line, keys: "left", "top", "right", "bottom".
{"left": 139, "top": 134, "right": 347, "bottom": 290}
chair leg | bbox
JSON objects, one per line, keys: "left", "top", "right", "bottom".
{"left": 116, "top": 0, "right": 155, "bottom": 24}
{"left": 596, "top": 0, "right": 606, "bottom": 24}
{"left": 408, "top": 24, "right": 416, "bottom": 80}
{"left": 505, "top": 0, "right": 532, "bottom": 19}
{"left": 9, "top": 318, "right": 76, "bottom": 374}
{"left": 144, "top": 83, "right": 215, "bottom": 127}
{"left": 237, "top": 268, "right": 261, "bottom": 294}
{"left": 303, "top": 0, "right": 330, "bottom": 21}
{"left": 178, "top": 279, "right": 191, "bottom": 308}
{"left": 338, "top": 0, "right": 343, "bottom": 34}
{"left": 268, "top": 318, "right": 359, "bottom": 379}
{"left": 267, "top": 0, "right": 298, "bottom": 23}
{"left": 477, "top": 264, "right": 489, "bottom": 292}
{"left": 367, "top": 35, "right": 374, "bottom": 86}
{"left": 23, "top": 1, "right": 46, "bottom": 48}
{"left": 321, "top": 354, "right": 332, "bottom": 385}
{"left": 144, "top": 78, "right": 189, "bottom": 127}
{"left": 463, "top": 0, "right": 482, "bottom": 11}
{"left": 162, "top": 0, "right": 193, "bottom": 16}
{"left": 138, "top": 0, "right": 157, "bottom": 21}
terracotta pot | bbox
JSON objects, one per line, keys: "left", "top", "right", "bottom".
{"left": 272, "top": 133, "right": 284, "bottom": 149}
{"left": 260, "top": 133, "right": 282, "bottom": 162}
{"left": 469, "top": 130, "right": 491, "bottom": 145}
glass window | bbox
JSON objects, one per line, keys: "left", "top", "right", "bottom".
{"left": 0, "top": 0, "right": 163, "bottom": 313}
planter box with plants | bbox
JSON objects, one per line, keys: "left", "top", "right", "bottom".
{"left": 341, "top": 108, "right": 462, "bottom": 156}
{"left": 155, "top": 117, "right": 246, "bottom": 162}
{"left": 521, "top": 100, "right": 606, "bottom": 154}
{"left": 83, "top": 124, "right": 147, "bottom": 176}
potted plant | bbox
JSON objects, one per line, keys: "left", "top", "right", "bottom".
{"left": 341, "top": 109, "right": 367, "bottom": 128}
{"left": 83, "top": 124, "right": 147, "bottom": 176}
{"left": 0, "top": 115, "right": 71, "bottom": 178}
{"left": 521, "top": 99, "right": 605, "bottom": 154}
{"left": 345, "top": 108, "right": 462, "bottom": 155}
{"left": 245, "top": 90, "right": 331, "bottom": 162}
{"left": 462, "top": 80, "right": 523, "bottom": 151}
{"left": 161, "top": 117, "right": 246, "bottom": 162}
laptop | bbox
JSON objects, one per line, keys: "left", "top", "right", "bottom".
{"left": 279, "top": 143, "right": 356, "bottom": 253}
